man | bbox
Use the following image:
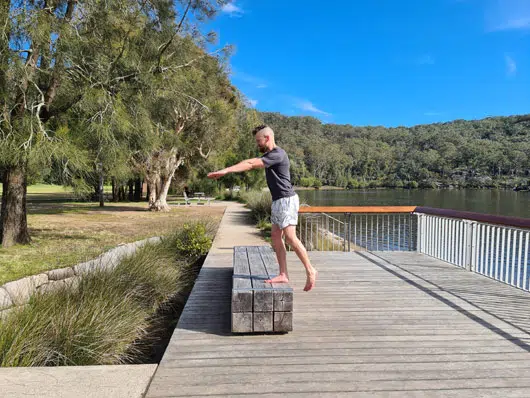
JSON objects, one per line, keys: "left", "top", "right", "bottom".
{"left": 207, "top": 125, "right": 318, "bottom": 291}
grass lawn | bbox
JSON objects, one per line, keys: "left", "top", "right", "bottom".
{"left": 0, "top": 191, "right": 224, "bottom": 285}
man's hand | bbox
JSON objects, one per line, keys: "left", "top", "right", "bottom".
{"left": 207, "top": 170, "right": 227, "bottom": 180}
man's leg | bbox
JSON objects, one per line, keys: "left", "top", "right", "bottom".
{"left": 283, "top": 225, "right": 318, "bottom": 291}
{"left": 266, "top": 224, "right": 289, "bottom": 283}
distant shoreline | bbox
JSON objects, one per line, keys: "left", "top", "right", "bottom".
{"left": 294, "top": 186, "right": 529, "bottom": 192}
{"left": 294, "top": 185, "right": 345, "bottom": 191}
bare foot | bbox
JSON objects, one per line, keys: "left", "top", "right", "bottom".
{"left": 304, "top": 269, "right": 318, "bottom": 292}
{"left": 266, "top": 274, "right": 289, "bottom": 284}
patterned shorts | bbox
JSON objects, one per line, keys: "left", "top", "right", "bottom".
{"left": 271, "top": 194, "right": 299, "bottom": 230}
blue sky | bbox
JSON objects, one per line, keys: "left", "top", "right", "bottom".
{"left": 208, "top": 0, "right": 530, "bottom": 127}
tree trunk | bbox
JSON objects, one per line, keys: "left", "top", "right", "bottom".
{"left": 1, "top": 165, "right": 30, "bottom": 247}
{"left": 147, "top": 177, "right": 157, "bottom": 208}
{"left": 151, "top": 175, "right": 172, "bottom": 212}
{"left": 98, "top": 167, "right": 104, "bottom": 207}
{"left": 134, "top": 178, "right": 142, "bottom": 201}
{"left": 128, "top": 180, "right": 134, "bottom": 201}
{"left": 119, "top": 185, "right": 125, "bottom": 201}
{"left": 111, "top": 177, "right": 118, "bottom": 202}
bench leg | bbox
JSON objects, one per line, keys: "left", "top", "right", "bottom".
{"left": 232, "top": 313, "right": 253, "bottom": 333}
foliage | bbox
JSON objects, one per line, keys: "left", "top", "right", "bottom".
{"left": 239, "top": 190, "right": 272, "bottom": 223}
{"left": 0, "top": 0, "right": 240, "bottom": 246}
{"left": 173, "top": 222, "right": 213, "bottom": 259}
{"left": 0, "top": 222, "right": 213, "bottom": 366}
{"left": 261, "top": 112, "right": 530, "bottom": 189}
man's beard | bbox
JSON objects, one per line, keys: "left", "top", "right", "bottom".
{"left": 258, "top": 145, "right": 267, "bottom": 153}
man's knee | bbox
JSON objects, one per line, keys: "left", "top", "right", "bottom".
{"left": 271, "top": 228, "right": 283, "bottom": 242}
{"left": 284, "top": 231, "right": 298, "bottom": 247}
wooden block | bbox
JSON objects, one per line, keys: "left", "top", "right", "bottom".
{"left": 232, "top": 290, "right": 252, "bottom": 312}
{"left": 273, "top": 290, "right": 293, "bottom": 312}
{"left": 253, "top": 312, "right": 273, "bottom": 332}
{"left": 253, "top": 289, "right": 273, "bottom": 312}
{"left": 274, "top": 311, "right": 293, "bottom": 332}
{"left": 232, "top": 312, "right": 253, "bottom": 333}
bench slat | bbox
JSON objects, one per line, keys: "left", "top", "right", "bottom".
{"left": 232, "top": 247, "right": 252, "bottom": 313}
{"left": 258, "top": 246, "right": 282, "bottom": 287}
{"left": 233, "top": 248, "right": 252, "bottom": 288}
{"left": 247, "top": 246, "right": 273, "bottom": 313}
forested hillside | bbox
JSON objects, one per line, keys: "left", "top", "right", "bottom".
{"left": 261, "top": 112, "right": 530, "bottom": 190}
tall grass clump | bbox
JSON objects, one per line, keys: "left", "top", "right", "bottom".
{"left": 240, "top": 190, "right": 272, "bottom": 224}
{"left": 0, "top": 220, "right": 214, "bottom": 367}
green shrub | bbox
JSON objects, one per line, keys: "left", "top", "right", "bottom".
{"left": 312, "top": 179, "right": 322, "bottom": 189}
{"left": 0, "top": 221, "right": 214, "bottom": 367}
{"left": 299, "top": 177, "right": 313, "bottom": 187}
{"left": 174, "top": 222, "right": 213, "bottom": 259}
{"left": 216, "top": 189, "right": 240, "bottom": 201}
{"left": 346, "top": 178, "right": 360, "bottom": 189}
{"left": 239, "top": 190, "right": 272, "bottom": 223}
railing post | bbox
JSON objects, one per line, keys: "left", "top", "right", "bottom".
{"left": 345, "top": 213, "right": 351, "bottom": 252}
{"left": 464, "top": 220, "right": 474, "bottom": 271}
{"left": 416, "top": 214, "right": 423, "bottom": 253}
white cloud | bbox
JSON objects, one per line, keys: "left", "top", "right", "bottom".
{"left": 295, "top": 99, "right": 331, "bottom": 116}
{"left": 232, "top": 70, "right": 267, "bottom": 88}
{"left": 247, "top": 98, "right": 258, "bottom": 107}
{"left": 505, "top": 55, "right": 517, "bottom": 76}
{"left": 493, "top": 17, "right": 530, "bottom": 31}
{"left": 486, "top": 0, "right": 530, "bottom": 32}
{"left": 222, "top": 2, "right": 244, "bottom": 17}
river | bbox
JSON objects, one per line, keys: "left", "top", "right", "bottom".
{"left": 296, "top": 189, "right": 530, "bottom": 218}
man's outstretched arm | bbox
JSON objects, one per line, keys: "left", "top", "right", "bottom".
{"left": 207, "top": 158, "right": 265, "bottom": 179}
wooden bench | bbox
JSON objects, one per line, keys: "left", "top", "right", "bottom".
{"left": 232, "top": 246, "right": 293, "bottom": 333}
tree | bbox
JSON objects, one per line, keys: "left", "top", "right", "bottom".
{"left": 129, "top": 36, "right": 238, "bottom": 211}
{"left": 0, "top": 0, "right": 87, "bottom": 247}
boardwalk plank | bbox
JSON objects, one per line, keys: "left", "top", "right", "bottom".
{"left": 147, "top": 250, "right": 530, "bottom": 397}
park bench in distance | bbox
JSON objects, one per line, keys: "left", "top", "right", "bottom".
{"left": 232, "top": 246, "right": 293, "bottom": 333}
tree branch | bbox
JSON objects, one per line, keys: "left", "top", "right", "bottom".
{"left": 198, "top": 144, "right": 211, "bottom": 159}
{"left": 156, "top": 0, "right": 192, "bottom": 70}
{"left": 40, "top": 0, "right": 78, "bottom": 122}
{"left": 154, "top": 47, "right": 223, "bottom": 73}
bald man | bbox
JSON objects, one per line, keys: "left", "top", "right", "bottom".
{"left": 207, "top": 125, "right": 318, "bottom": 291}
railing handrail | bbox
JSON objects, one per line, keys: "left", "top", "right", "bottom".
{"left": 414, "top": 206, "right": 530, "bottom": 230}
{"left": 298, "top": 206, "right": 417, "bottom": 214}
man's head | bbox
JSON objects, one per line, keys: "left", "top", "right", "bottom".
{"left": 252, "top": 125, "right": 275, "bottom": 153}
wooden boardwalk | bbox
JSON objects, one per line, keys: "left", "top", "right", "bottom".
{"left": 146, "top": 249, "right": 530, "bottom": 397}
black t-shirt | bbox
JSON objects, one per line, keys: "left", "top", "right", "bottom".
{"left": 260, "top": 146, "right": 296, "bottom": 201}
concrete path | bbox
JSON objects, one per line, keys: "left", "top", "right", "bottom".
{"left": 0, "top": 365, "right": 157, "bottom": 398}
{"left": 209, "top": 202, "right": 268, "bottom": 254}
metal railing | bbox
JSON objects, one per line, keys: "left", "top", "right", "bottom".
{"left": 291, "top": 205, "right": 530, "bottom": 291}
{"left": 295, "top": 206, "right": 417, "bottom": 252}
{"left": 415, "top": 206, "right": 530, "bottom": 292}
